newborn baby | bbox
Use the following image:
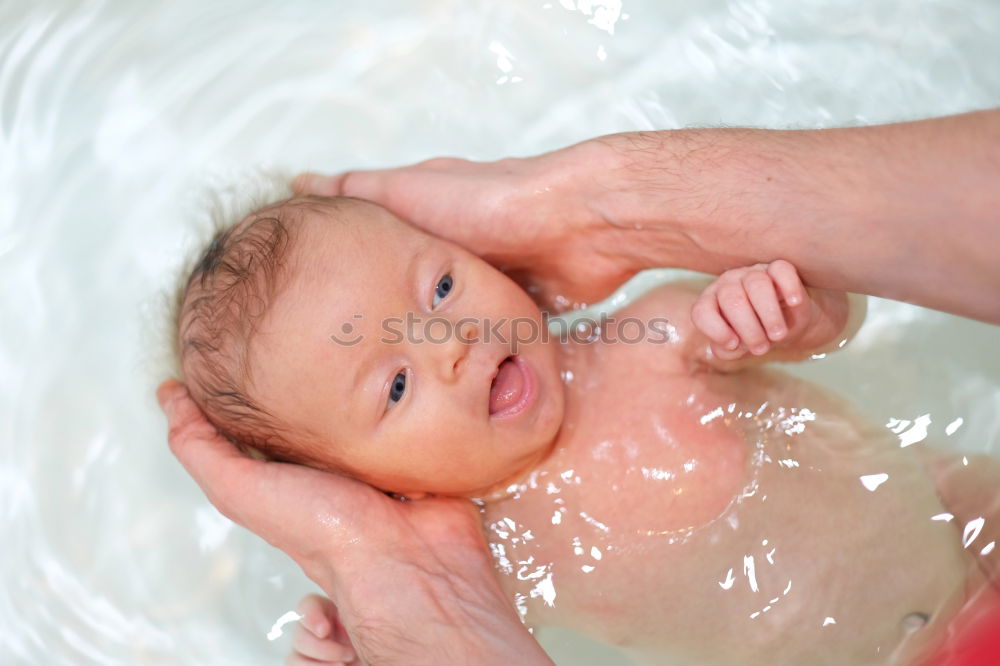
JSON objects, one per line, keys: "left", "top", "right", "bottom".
{"left": 175, "top": 194, "right": 997, "bottom": 666}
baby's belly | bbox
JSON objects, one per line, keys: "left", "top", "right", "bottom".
{"left": 487, "top": 370, "right": 973, "bottom": 666}
{"left": 647, "top": 426, "right": 970, "bottom": 665}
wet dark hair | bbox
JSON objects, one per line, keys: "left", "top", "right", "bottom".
{"left": 174, "top": 195, "right": 346, "bottom": 463}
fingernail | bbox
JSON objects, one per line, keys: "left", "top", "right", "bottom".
{"left": 752, "top": 344, "right": 769, "bottom": 355}
{"left": 294, "top": 172, "right": 340, "bottom": 196}
{"left": 343, "top": 648, "right": 357, "bottom": 662}
{"left": 788, "top": 295, "right": 801, "bottom": 306}
{"left": 770, "top": 327, "right": 786, "bottom": 339}
{"left": 726, "top": 339, "right": 739, "bottom": 350}
{"left": 156, "top": 387, "right": 175, "bottom": 416}
{"left": 305, "top": 617, "right": 329, "bottom": 638}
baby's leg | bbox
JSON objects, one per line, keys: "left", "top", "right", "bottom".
{"left": 922, "top": 450, "right": 1000, "bottom": 586}
{"left": 912, "top": 451, "right": 1000, "bottom": 664}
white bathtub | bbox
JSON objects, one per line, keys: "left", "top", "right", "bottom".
{"left": 1, "top": 0, "right": 998, "bottom": 663}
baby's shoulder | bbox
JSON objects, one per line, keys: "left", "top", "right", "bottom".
{"left": 616, "top": 280, "right": 703, "bottom": 321}
{"left": 565, "top": 281, "right": 708, "bottom": 375}
{"left": 610, "top": 280, "right": 706, "bottom": 349}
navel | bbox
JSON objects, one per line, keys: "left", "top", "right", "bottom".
{"left": 900, "top": 611, "right": 930, "bottom": 634}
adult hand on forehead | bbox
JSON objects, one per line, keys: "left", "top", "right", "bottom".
{"left": 294, "top": 109, "right": 1000, "bottom": 324}
{"left": 293, "top": 145, "right": 637, "bottom": 313}
{"left": 157, "top": 379, "right": 553, "bottom": 665}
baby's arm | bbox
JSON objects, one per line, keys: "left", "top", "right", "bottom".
{"left": 287, "top": 594, "right": 361, "bottom": 666}
{"left": 689, "top": 260, "right": 866, "bottom": 370}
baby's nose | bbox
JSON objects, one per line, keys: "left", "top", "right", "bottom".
{"left": 450, "top": 319, "right": 481, "bottom": 375}
{"left": 456, "top": 319, "right": 480, "bottom": 344}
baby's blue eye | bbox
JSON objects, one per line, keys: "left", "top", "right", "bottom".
{"left": 387, "top": 371, "right": 406, "bottom": 408}
{"left": 432, "top": 274, "right": 454, "bottom": 308}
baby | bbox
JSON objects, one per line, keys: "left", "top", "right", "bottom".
{"left": 175, "top": 194, "right": 998, "bottom": 665}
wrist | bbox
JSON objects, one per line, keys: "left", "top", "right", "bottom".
{"left": 503, "top": 140, "right": 613, "bottom": 262}
{"left": 324, "top": 546, "right": 551, "bottom": 665}
{"left": 586, "top": 128, "right": 827, "bottom": 276}
{"left": 342, "top": 567, "right": 549, "bottom": 665}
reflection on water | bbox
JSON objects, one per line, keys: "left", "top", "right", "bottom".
{"left": 1, "top": 0, "right": 999, "bottom": 664}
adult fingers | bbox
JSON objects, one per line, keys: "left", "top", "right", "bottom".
{"left": 291, "top": 624, "right": 357, "bottom": 663}
{"left": 293, "top": 157, "right": 469, "bottom": 199}
{"left": 293, "top": 171, "right": 386, "bottom": 202}
{"left": 157, "top": 379, "right": 219, "bottom": 452}
{"left": 285, "top": 654, "right": 350, "bottom": 666}
{"left": 157, "top": 382, "right": 393, "bottom": 596}
{"left": 156, "top": 380, "right": 356, "bottom": 547}
{"left": 156, "top": 379, "right": 258, "bottom": 517}
{"left": 297, "top": 594, "right": 337, "bottom": 638}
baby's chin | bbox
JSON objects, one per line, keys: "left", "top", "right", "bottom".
{"left": 307, "top": 459, "right": 537, "bottom": 502}
{"left": 359, "top": 467, "right": 526, "bottom": 502}
{"left": 299, "top": 427, "right": 559, "bottom": 500}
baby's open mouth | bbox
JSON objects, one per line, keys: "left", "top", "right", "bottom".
{"left": 489, "top": 355, "right": 527, "bottom": 417}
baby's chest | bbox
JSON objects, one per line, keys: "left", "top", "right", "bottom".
{"left": 484, "top": 374, "right": 755, "bottom": 631}
{"left": 495, "top": 360, "right": 971, "bottom": 659}
{"left": 556, "top": 352, "right": 752, "bottom": 529}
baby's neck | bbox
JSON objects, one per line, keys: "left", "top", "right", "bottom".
{"left": 468, "top": 429, "right": 566, "bottom": 504}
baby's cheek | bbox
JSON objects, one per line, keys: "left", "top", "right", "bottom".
{"left": 411, "top": 415, "right": 474, "bottom": 457}
{"left": 443, "top": 416, "right": 488, "bottom": 452}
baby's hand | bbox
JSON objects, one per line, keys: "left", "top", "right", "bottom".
{"left": 691, "top": 260, "right": 810, "bottom": 361}
{"left": 287, "top": 593, "right": 361, "bottom": 666}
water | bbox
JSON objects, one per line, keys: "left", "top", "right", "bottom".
{"left": 1, "top": 0, "right": 998, "bottom": 664}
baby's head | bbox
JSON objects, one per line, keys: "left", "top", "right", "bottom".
{"left": 176, "top": 195, "right": 564, "bottom": 497}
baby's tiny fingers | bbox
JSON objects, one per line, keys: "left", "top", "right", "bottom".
{"left": 767, "top": 260, "right": 805, "bottom": 307}
{"left": 292, "top": 624, "right": 357, "bottom": 664}
{"left": 285, "top": 654, "right": 352, "bottom": 666}
{"left": 742, "top": 271, "right": 786, "bottom": 341}
{"left": 691, "top": 296, "right": 739, "bottom": 350}
{"left": 717, "top": 283, "right": 770, "bottom": 355}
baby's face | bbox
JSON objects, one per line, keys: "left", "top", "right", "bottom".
{"left": 250, "top": 201, "right": 564, "bottom": 496}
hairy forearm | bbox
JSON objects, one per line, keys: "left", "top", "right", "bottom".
{"left": 590, "top": 109, "right": 1000, "bottom": 323}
